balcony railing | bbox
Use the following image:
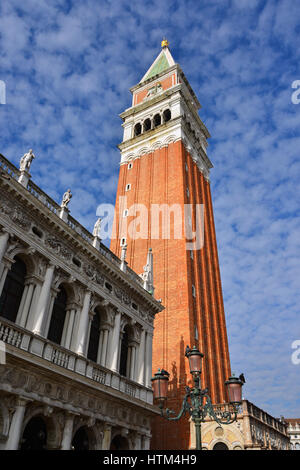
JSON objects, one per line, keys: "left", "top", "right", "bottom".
{"left": 0, "top": 155, "right": 20, "bottom": 181}
{"left": 0, "top": 318, "right": 153, "bottom": 405}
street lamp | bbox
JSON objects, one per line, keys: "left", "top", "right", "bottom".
{"left": 151, "top": 345, "right": 245, "bottom": 450}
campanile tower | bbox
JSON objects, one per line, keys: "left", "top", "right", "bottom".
{"left": 110, "top": 41, "right": 232, "bottom": 449}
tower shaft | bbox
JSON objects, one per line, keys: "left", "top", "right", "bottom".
{"left": 110, "top": 45, "right": 231, "bottom": 449}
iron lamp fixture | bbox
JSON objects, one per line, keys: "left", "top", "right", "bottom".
{"left": 151, "top": 345, "right": 245, "bottom": 450}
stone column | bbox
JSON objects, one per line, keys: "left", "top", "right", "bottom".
{"left": 142, "top": 435, "right": 151, "bottom": 450}
{"left": 70, "top": 308, "right": 80, "bottom": 351}
{"left": 75, "top": 290, "right": 92, "bottom": 356}
{"left": 137, "top": 329, "right": 146, "bottom": 385}
{"left": 31, "top": 264, "right": 55, "bottom": 336}
{"left": 61, "top": 309, "right": 70, "bottom": 347}
{"left": 102, "top": 425, "right": 112, "bottom": 450}
{"left": 108, "top": 310, "right": 121, "bottom": 373}
{"left": 100, "top": 329, "right": 109, "bottom": 367}
{"left": 97, "top": 330, "right": 104, "bottom": 364}
{"left": 17, "top": 282, "right": 35, "bottom": 327}
{"left": 126, "top": 346, "right": 132, "bottom": 378}
{"left": 85, "top": 313, "right": 93, "bottom": 356}
{"left": 117, "top": 336, "right": 122, "bottom": 371}
{"left": 64, "top": 308, "right": 76, "bottom": 350}
{"left": 135, "top": 433, "right": 142, "bottom": 450}
{"left": 61, "top": 413, "right": 75, "bottom": 450}
{"left": 130, "top": 345, "right": 136, "bottom": 381}
{"left": 145, "top": 331, "right": 153, "bottom": 387}
{"left": 0, "top": 265, "right": 9, "bottom": 298}
{"left": 43, "top": 291, "right": 55, "bottom": 337}
{"left": 0, "top": 231, "right": 9, "bottom": 267}
{"left": 15, "top": 284, "right": 29, "bottom": 325}
{"left": 5, "top": 397, "right": 30, "bottom": 450}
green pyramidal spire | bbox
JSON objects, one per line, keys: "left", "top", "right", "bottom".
{"left": 140, "top": 39, "right": 176, "bottom": 83}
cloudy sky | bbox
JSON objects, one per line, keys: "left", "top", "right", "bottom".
{"left": 0, "top": 0, "right": 299, "bottom": 418}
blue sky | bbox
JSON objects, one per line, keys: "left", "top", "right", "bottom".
{"left": 0, "top": 0, "right": 299, "bottom": 418}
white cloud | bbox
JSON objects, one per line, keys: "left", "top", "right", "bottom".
{"left": 0, "top": 0, "right": 299, "bottom": 418}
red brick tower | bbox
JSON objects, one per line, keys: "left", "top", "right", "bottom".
{"left": 110, "top": 41, "right": 232, "bottom": 449}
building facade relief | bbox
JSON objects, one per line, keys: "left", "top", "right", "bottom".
{"left": 0, "top": 153, "right": 162, "bottom": 450}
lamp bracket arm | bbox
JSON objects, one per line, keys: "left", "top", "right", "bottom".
{"left": 164, "top": 392, "right": 190, "bottom": 421}
{"left": 202, "top": 394, "right": 239, "bottom": 425}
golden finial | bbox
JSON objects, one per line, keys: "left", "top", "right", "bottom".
{"left": 161, "top": 38, "right": 169, "bottom": 48}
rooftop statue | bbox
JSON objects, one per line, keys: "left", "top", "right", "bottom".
{"left": 61, "top": 189, "right": 72, "bottom": 208}
{"left": 93, "top": 218, "right": 102, "bottom": 238}
{"left": 19, "top": 149, "right": 35, "bottom": 172}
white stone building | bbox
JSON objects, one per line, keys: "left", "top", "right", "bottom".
{"left": 0, "top": 152, "right": 163, "bottom": 450}
{"left": 285, "top": 419, "right": 300, "bottom": 450}
{"left": 196, "top": 400, "right": 290, "bottom": 450}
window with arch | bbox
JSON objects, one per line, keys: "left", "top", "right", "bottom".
{"left": 47, "top": 285, "right": 68, "bottom": 345}
{"left": 87, "top": 308, "right": 101, "bottom": 362}
{"left": 163, "top": 109, "right": 171, "bottom": 123}
{"left": 134, "top": 123, "right": 142, "bottom": 137}
{"left": 143, "top": 118, "right": 151, "bottom": 132}
{"left": 0, "top": 256, "right": 27, "bottom": 323}
{"left": 153, "top": 114, "right": 161, "bottom": 127}
{"left": 128, "top": 162, "right": 133, "bottom": 170}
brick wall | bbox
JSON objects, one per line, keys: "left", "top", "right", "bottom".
{"left": 110, "top": 140, "right": 231, "bottom": 449}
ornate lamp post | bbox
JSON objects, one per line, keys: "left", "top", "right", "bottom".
{"left": 151, "top": 345, "right": 245, "bottom": 450}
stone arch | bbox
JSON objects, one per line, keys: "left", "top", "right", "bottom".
{"left": 138, "top": 147, "right": 150, "bottom": 157}
{"left": 164, "top": 135, "right": 177, "bottom": 145}
{"left": 71, "top": 423, "right": 98, "bottom": 450}
{"left": 90, "top": 300, "right": 111, "bottom": 324}
{"left": 21, "top": 407, "right": 62, "bottom": 450}
{"left": 6, "top": 246, "right": 41, "bottom": 278}
{"left": 58, "top": 281, "right": 77, "bottom": 305}
{"left": 0, "top": 255, "right": 27, "bottom": 323}
{"left": 110, "top": 431, "right": 131, "bottom": 450}
{"left": 200, "top": 420, "right": 244, "bottom": 450}
{"left": 212, "top": 441, "right": 229, "bottom": 450}
{"left": 151, "top": 141, "right": 162, "bottom": 151}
